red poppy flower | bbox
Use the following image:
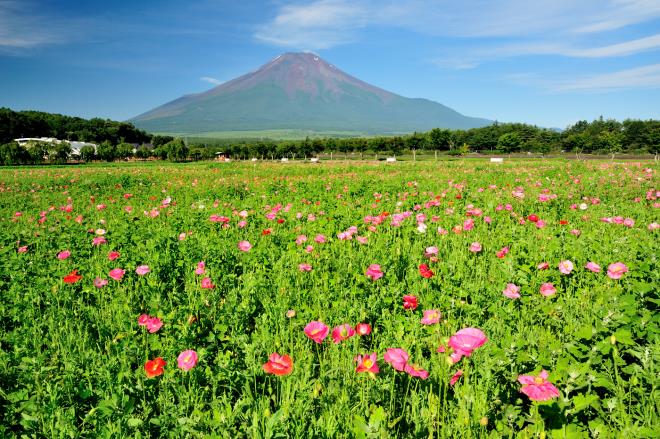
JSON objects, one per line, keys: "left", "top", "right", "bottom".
{"left": 527, "top": 214, "right": 539, "bottom": 222}
{"left": 263, "top": 353, "right": 293, "bottom": 376}
{"left": 144, "top": 357, "right": 166, "bottom": 378}
{"left": 63, "top": 269, "right": 83, "bottom": 284}
{"left": 419, "top": 264, "right": 434, "bottom": 279}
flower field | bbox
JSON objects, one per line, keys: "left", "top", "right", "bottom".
{"left": 1, "top": 159, "right": 658, "bottom": 437}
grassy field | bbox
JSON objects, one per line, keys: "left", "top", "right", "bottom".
{"left": 0, "top": 160, "right": 658, "bottom": 437}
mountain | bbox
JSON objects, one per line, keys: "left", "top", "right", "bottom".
{"left": 130, "top": 52, "right": 492, "bottom": 135}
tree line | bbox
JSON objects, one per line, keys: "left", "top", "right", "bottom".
{"left": 1, "top": 107, "right": 658, "bottom": 165}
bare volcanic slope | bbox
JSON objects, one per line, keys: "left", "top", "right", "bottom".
{"left": 131, "top": 52, "right": 492, "bottom": 134}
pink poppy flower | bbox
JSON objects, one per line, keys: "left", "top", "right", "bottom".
{"left": 518, "top": 370, "right": 560, "bottom": 401}
{"left": 607, "top": 262, "right": 628, "bottom": 280}
{"left": 295, "top": 235, "right": 307, "bottom": 245}
{"left": 356, "top": 323, "right": 372, "bottom": 336}
{"left": 201, "top": 277, "right": 215, "bottom": 289}
{"left": 424, "top": 246, "right": 439, "bottom": 258}
{"left": 496, "top": 247, "right": 509, "bottom": 258}
{"left": 305, "top": 245, "right": 314, "bottom": 253}
{"left": 108, "top": 251, "right": 120, "bottom": 261}
{"left": 469, "top": 242, "right": 482, "bottom": 252}
{"left": 57, "top": 250, "right": 71, "bottom": 260}
{"left": 195, "top": 261, "right": 206, "bottom": 275}
{"left": 585, "top": 262, "right": 601, "bottom": 273}
{"left": 304, "top": 321, "right": 329, "bottom": 344}
{"left": 178, "top": 232, "right": 187, "bottom": 241}
{"left": 238, "top": 241, "right": 252, "bottom": 252}
{"left": 355, "top": 353, "right": 379, "bottom": 374}
{"left": 94, "top": 277, "right": 108, "bottom": 288}
{"left": 384, "top": 348, "right": 409, "bottom": 372}
{"left": 177, "top": 350, "right": 198, "bottom": 371}
{"left": 298, "top": 263, "right": 312, "bottom": 272}
{"left": 135, "top": 265, "right": 150, "bottom": 276}
{"left": 537, "top": 262, "right": 549, "bottom": 270}
{"left": 420, "top": 309, "right": 441, "bottom": 325}
{"left": 404, "top": 363, "right": 429, "bottom": 379}
{"left": 314, "top": 234, "right": 327, "bottom": 243}
{"left": 18, "top": 245, "right": 28, "bottom": 253}
{"left": 365, "top": 264, "right": 384, "bottom": 281}
{"left": 558, "top": 260, "right": 574, "bottom": 275}
{"left": 137, "top": 314, "right": 150, "bottom": 326}
{"left": 503, "top": 283, "right": 521, "bottom": 299}
{"left": 145, "top": 317, "right": 163, "bottom": 333}
{"left": 539, "top": 283, "right": 556, "bottom": 297}
{"left": 332, "top": 324, "right": 356, "bottom": 344}
{"left": 108, "top": 268, "right": 125, "bottom": 281}
{"left": 448, "top": 328, "right": 487, "bottom": 360}
{"left": 92, "top": 236, "right": 107, "bottom": 246}
{"left": 450, "top": 369, "right": 463, "bottom": 386}
{"left": 403, "top": 295, "right": 418, "bottom": 310}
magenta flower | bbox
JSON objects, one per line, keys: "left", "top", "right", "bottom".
{"left": 404, "top": 363, "right": 429, "bottom": 379}
{"left": 448, "top": 328, "right": 487, "bottom": 362}
{"left": 94, "top": 277, "right": 108, "bottom": 288}
{"left": 539, "top": 283, "right": 556, "bottom": 297}
{"left": 177, "top": 350, "right": 199, "bottom": 371}
{"left": 518, "top": 370, "right": 560, "bottom": 401}
{"left": 108, "top": 268, "right": 125, "bottom": 281}
{"left": 238, "top": 241, "right": 252, "bottom": 252}
{"left": 383, "top": 348, "right": 409, "bottom": 371}
{"left": 365, "top": 264, "right": 384, "bottom": 281}
{"left": 136, "top": 265, "right": 150, "bottom": 276}
{"left": 201, "top": 277, "right": 215, "bottom": 289}
{"left": 108, "top": 251, "right": 120, "bottom": 261}
{"left": 537, "top": 262, "right": 549, "bottom": 270}
{"left": 424, "top": 246, "right": 439, "bottom": 258}
{"left": 420, "top": 309, "right": 441, "bottom": 325}
{"left": 92, "top": 236, "right": 107, "bottom": 246}
{"left": 331, "top": 324, "right": 356, "bottom": 344}
{"left": 558, "top": 260, "right": 574, "bottom": 275}
{"left": 145, "top": 317, "right": 163, "bottom": 333}
{"left": 137, "top": 314, "right": 150, "bottom": 326}
{"left": 503, "top": 283, "right": 521, "bottom": 299}
{"left": 304, "top": 321, "right": 329, "bottom": 344}
{"left": 355, "top": 353, "right": 379, "bottom": 374}
{"left": 607, "top": 262, "right": 628, "bottom": 279}
{"left": 450, "top": 369, "right": 463, "bottom": 386}
{"left": 469, "top": 242, "right": 482, "bottom": 252}
{"left": 195, "top": 261, "right": 206, "bottom": 275}
{"left": 57, "top": 250, "right": 71, "bottom": 260}
{"left": 356, "top": 323, "right": 372, "bottom": 336}
{"left": 585, "top": 262, "right": 601, "bottom": 273}
{"left": 298, "top": 263, "right": 312, "bottom": 272}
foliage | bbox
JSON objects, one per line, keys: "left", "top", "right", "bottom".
{"left": 1, "top": 160, "right": 657, "bottom": 437}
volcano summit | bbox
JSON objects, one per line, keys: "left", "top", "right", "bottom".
{"left": 131, "top": 52, "right": 491, "bottom": 135}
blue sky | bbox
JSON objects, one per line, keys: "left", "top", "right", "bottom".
{"left": 1, "top": 0, "right": 659, "bottom": 129}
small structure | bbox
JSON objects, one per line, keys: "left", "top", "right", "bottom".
{"left": 281, "top": 157, "right": 289, "bottom": 162}
{"left": 310, "top": 157, "right": 319, "bottom": 163}
{"left": 490, "top": 158, "right": 504, "bottom": 163}
{"left": 215, "top": 152, "right": 229, "bottom": 162}
{"left": 386, "top": 157, "right": 397, "bottom": 162}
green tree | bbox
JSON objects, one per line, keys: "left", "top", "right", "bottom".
{"left": 427, "top": 128, "right": 452, "bottom": 151}
{"left": 80, "top": 145, "right": 96, "bottom": 162}
{"left": 0, "top": 142, "right": 29, "bottom": 165}
{"left": 497, "top": 132, "right": 521, "bottom": 154}
{"left": 96, "top": 141, "right": 116, "bottom": 161}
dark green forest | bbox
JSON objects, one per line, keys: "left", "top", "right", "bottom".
{"left": 1, "top": 108, "right": 658, "bottom": 165}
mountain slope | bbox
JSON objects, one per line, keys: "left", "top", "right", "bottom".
{"left": 131, "top": 53, "right": 492, "bottom": 134}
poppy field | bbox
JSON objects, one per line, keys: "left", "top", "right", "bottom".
{"left": 1, "top": 159, "right": 658, "bottom": 438}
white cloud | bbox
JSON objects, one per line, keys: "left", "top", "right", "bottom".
{"left": 254, "top": 0, "right": 368, "bottom": 49}
{"left": 200, "top": 76, "right": 223, "bottom": 85}
{"left": 552, "top": 64, "right": 660, "bottom": 91}
{"left": 255, "top": 0, "right": 660, "bottom": 50}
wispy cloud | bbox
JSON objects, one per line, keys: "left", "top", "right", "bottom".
{"left": 0, "top": 0, "right": 85, "bottom": 50}
{"left": 254, "top": 0, "right": 368, "bottom": 50}
{"left": 552, "top": 64, "right": 660, "bottom": 92}
{"left": 200, "top": 76, "right": 223, "bottom": 85}
{"left": 256, "top": 0, "right": 660, "bottom": 50}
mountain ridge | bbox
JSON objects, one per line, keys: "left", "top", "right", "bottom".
{"left": 131, "top": 52, "right": 492, "bottom": 134}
